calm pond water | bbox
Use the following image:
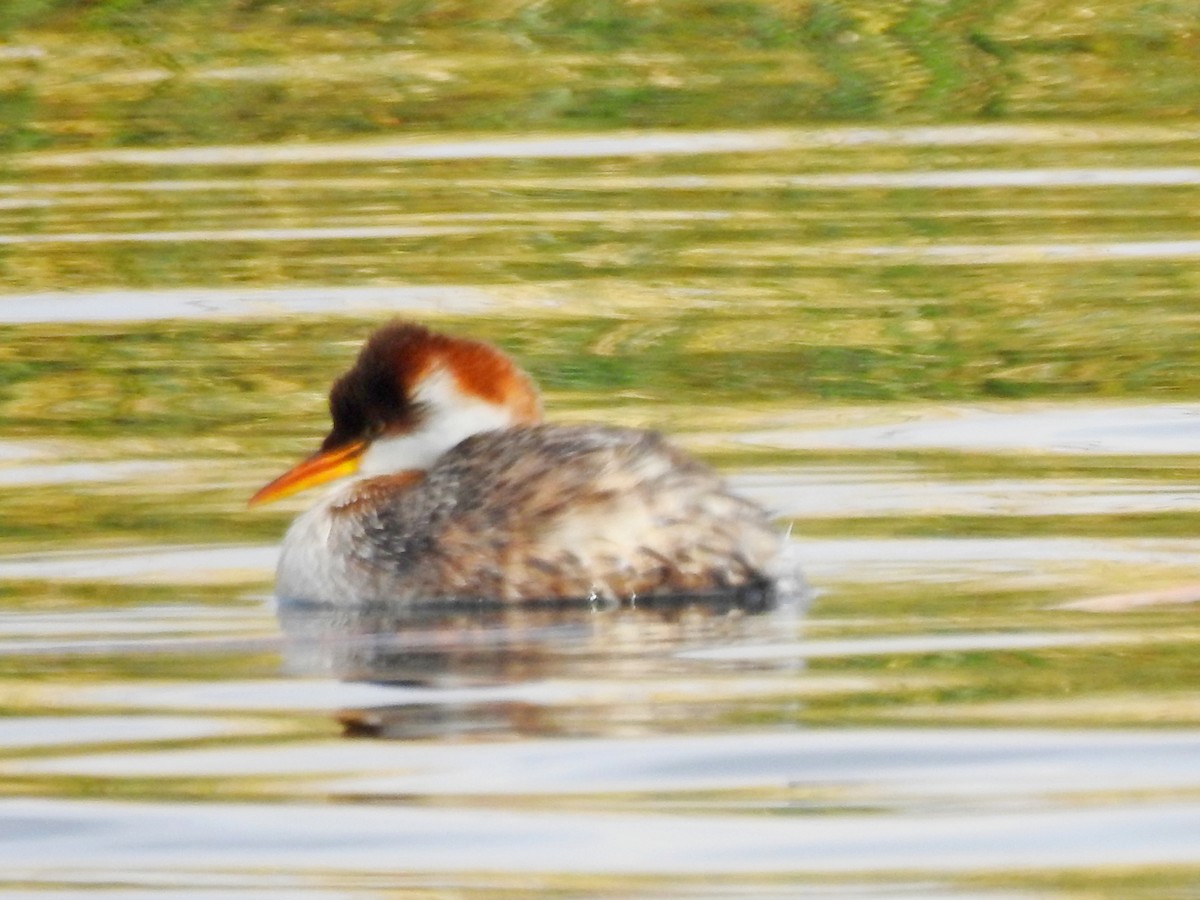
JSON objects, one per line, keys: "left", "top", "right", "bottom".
{"left": 4, "top": 9, "right": 1200, "bottom": 895}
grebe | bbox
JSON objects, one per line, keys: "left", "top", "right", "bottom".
{"left": 251, "top": 321, "right": 799, "bottom": 607}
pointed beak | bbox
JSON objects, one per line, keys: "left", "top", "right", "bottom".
{"left": 249, "top": 440, "right": 367, "bottom": 507}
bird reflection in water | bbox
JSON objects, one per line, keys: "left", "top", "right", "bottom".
{"left": 277, "top": 586, "right": 805, "bottom": 740}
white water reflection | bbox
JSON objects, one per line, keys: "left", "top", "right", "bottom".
{"left": 9, "top": 728, "right": 1198, "bottom": 801}
{"left": 0, "top": 286, "right": 495, "bottom": 324}
{"left": 734, "top": 470, "right": 1200, "bottom": 518}
{"left": 751, "top": 167, "right": 1200, "bottom": 189}
{"left": 0, "top": 606, "right": 263, "bottom": 637}
{"left": 0, "top": 880, "right": 1022, "bottom": 900}
{"left": 0, "top": 442, "right": 43, "bottom": 462}
{"left": 0, "top": 636, "right": 278, "bottom": 657}
{"left": 0, "top": 716, "right": 270, "bottom": 749}
{"left": 692, "top": 239, "right": 1200, "bottom": 265}
{"left": 0, "top": 224, "right": 493, "bottom": 245}
{"left": 24, "top": 129, "right": 813, "bottom": 168}
{"left": 10, "top": 166, "right": 1200, "bottom": 199}
{"left": 22, "top": 123, "right": 1200, "bottom": 169}
{"left": 0, "top": 460, "right": 175, "bottom": 488}
{"left": 860, "top": 238, "right": 1200, "bottom": 264}
{"left": 8, "top": 166, "right": 1200, "bottom": 204}
{"left": 0, "top": 605, "right": 274, "bottom": 656}
{"left": 3, "top": 794, "right": 1198, "bottom": 875}
{"left": 682, "top": 631, "right": 1127, "bottom": 662}
{"left": 0, "top": 544, "right": 276, "bottom": 582}
{"left": 3, "top": 543, "right": 403, "bottom": 583}
{"left": 800, "top": 536, "right": 1200, "bottom": 584}
{"left": 744, "top": 404, "right": 1200, "bottom": 455}
{"left": 0, "top": 176, "right": 394, "bottom": 194}
{"left": 1057, "top": 582, "right": 1200, "bottom": 612}
{"left": 59, "top": 674, "right": 839, "bottom": 714}
{"left": 443, "top": 167, "right": 1200, "bottom": 192}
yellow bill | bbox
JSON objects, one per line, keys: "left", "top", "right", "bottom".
{"left": 249, "top": 440, "right": 366, "bottom": 507}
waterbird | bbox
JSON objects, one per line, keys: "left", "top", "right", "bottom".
{"left": 251, "top": 321, "right": 802, "bottom": 608}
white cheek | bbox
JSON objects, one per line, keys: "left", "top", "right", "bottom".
{"left": 358, "top": 430, "right": 438, "bottom": 475}
{"left": 358, "top": 367, "right": 516, "bottom": 476}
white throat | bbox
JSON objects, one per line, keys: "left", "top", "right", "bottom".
{"left": 357, "top": 366, "right": 518, "bottom": 476}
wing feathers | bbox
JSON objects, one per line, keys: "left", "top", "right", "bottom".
{"left": 351, "top": 424, "right": 783, "bottom": 603}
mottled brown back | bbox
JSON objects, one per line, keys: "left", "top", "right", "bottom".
{"left": 342, "top": 424, "right": 783, "bottom": 604}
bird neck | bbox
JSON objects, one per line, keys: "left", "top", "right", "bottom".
{"left": 358, "top": 366, "right": 528, "bottom": 477}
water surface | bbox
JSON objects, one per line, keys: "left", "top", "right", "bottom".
{"left": 3, "top": 11, "right": 1200, "bottom": 894}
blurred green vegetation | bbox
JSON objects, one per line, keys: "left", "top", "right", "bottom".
{"left": 0, "top": 0, "right": 1197, "bottom": 152}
